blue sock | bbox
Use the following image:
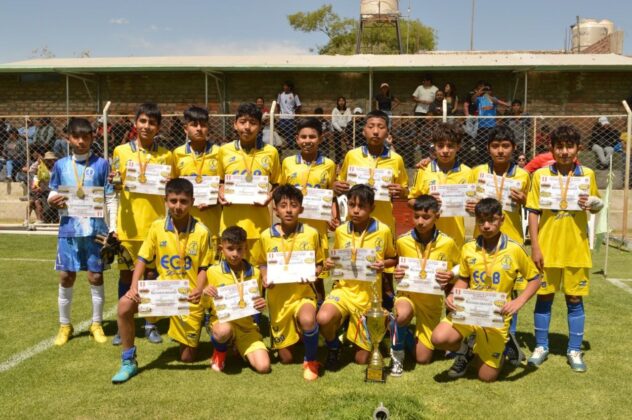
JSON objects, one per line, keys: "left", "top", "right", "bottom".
{"left": 382, "top": 293, "right": 394, "bottom": 312}
{"left": 510, "top": 313, "right": 518, "bottom": 336}
{"left": 252, "top": 313, "right": 261, "bottom": 325}
{"left": 303, "top": 325, "right": 319, "bottom": 362}
{"left": 534, "top": 299, "right": 553, "bottom": 349}
{"left": 211, "top": 335, "right": 228, "bottom": 352}
{"left": 118, "top": 280, "right": 130, "bottom": 299}
{"left": 325, "top": 337, "right": 341, "bottom": 350}
{"left": 144, "top": 320, "right": 155, "bottom": 329}
{"left": 567, "top": 300, "right": 585, "bottom": 352}
{"left": 122, "top": 346, "right": 136, "bottom": 361}
{"left": 391, "top": 319, "right": 407, "bottom": 351}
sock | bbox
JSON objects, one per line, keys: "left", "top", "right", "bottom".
{"left": 510, "top": 313, "right": 518, "bottom": 336}
{"left": 211, "top": 335, "right": 228, "bottom": 352}
{"left": 118, "top": 280, "right": 130, "bottom": 299}
{"left": 58, "top": 285, "right": 73, "bottom": 325}
{"left": 325, "top": 337, "right": 341, "bottom": 351}
{"left": 391, "top": 319, "right": 407, "bottom": 351}
{"left": 567, "top": 300, "right": 585, "bottom": 352}
{"left": 252, "top": 313, "right": 261, "bottom": 325}
{"left": 122, "top": 346, "right": 136, "bottom": 361}
{"left": 145, "top": 320, "right": 156, "bottom": 330}
{"left": 90, "top": 284, "right": 105, "bottom": 323}
{"left": 534, "top": 299, "right": 553, "bottom": 349}
{"left": 382, "top": 293, "right": 394, "bottom": 312}
{"left": 303, "top": 325, "right": 319, "bottom": 362}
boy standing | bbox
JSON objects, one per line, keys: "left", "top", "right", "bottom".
{"left": 526, "top": 125, "right": 602, "bottom": 372}
{"left": 111, "top": 179, "right": 212, "bottom": 383}
{"left": 251, "top": 185, "right": 323, "bottom": 380}
{"left": 47, "top": 118, "right": 114, "bottom": 345}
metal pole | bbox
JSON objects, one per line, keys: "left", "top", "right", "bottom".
{"left": 24, "top": 116, "right": 30, "bottom": 226}
{"left": 66, "top": 75, "right": 70, "bottom": 117}
{"left": 469, "top": 0, "right": 476, "bottom": 51}
{"left": 604, "top": 153, "right": 613, "bottom": 277}
{"left": 523, "top": 71, "right": 528, "bottom": 112}
{"left": 442, "top": 99, "right": 447, "bottom": 123}
{"left": 368, "top": 69, "right": 373, "bottom": 113}
{"left": 102, "top": 101, "right": 111, "bottom": 159}
{"left": 532, "top": 117, "right": 538, "bottom": 159}
{"left": 622, "top": 100, "right": 631, "bottom": 241}
{"left": 205, "top": 73, "right": 208, "bottom": 108}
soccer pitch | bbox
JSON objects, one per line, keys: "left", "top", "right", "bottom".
{"left": 1, "top": 234, "right": 631, "bottom": 419}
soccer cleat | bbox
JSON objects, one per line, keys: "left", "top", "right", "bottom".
{"left": 324, "top": 347, "right": 341, "bottom": 371}
{"left": 447, "top": 352, "right": 473, "bottom": 379}
{"left": 89, "top": 323, "right": 107, "bottom": 344}
{"left": 54, "top": 324, "right": 74, "bottom": 346}
{"left": 389, "top": 349, "right": 405, "bottom": 377}
{"left": 302, "top": 360, "right": 320, "bottom": 381}
{"left": 567, "top": 350, "right": 587, "bottom": 373}
{"left": 505, "top": 332, "right": 526, "bottom": 366}
{"left": 527, "top": 346, "right": 549, "bottom": 367}
{"left": 210, "top": 350, "right": 227, "bottom": 372}
{"left": 112, "top": 332, "right": 122, "bottom": 346}
{"left": 111, "top": 359, "right": 138, "bottom": 384}
{"left": 145, "top": 325, "right": 163, "bottom": 344}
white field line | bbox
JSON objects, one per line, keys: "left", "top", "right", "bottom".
{"left": 606, "top": 278, "right": 632, "bottom": 295}
{"left": 0, "top": 305, "right": 118, "bottom": 373}
{"left": 0, "top": 258, "right": 54, "bottom": 262}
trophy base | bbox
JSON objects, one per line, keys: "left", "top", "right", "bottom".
{"left": 365, "top": 366, "right": 386, "bottom": 383}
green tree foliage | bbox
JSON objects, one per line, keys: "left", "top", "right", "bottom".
{"left": 288, "top": 4, "right": 436, "bottom": 55}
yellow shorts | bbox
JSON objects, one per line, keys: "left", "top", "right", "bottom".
{"left": 167, "top": 306, "right": 204, "bottom": 348}
{"left": 443, "top": 315, "right": 509, "bottom": 369}
{"left": 269, "top": 297, "right": 317, "bottom": 349}
{"left": 324, "top": 287, "right": 372, "bottom": 351}
{"left": 211, "top": 319, "right": 267, "bottom": 358}
{"left": 395, "top": 292, "right": 443, "bottom": 350}
{"left": 539, "top": 267, "right": 590, "bottom": 296}
{"left": 118, "top": 240, "right": 156, "bottom": 271}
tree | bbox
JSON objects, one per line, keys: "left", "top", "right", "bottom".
{"left": 288, "top": 4, "right": 436, "bottom": 55}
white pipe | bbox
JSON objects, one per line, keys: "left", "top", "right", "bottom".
{"left": 102, "top": 101, "right": 111, "bottom": 160}
{"left": 622, "top": 100, "right": 631, "bottom": 241}
{"left": 442, "top": 98, "right": 447, "bottom": 122}
{"left": 270, "top": 100, "right": 277, "bottom": 141}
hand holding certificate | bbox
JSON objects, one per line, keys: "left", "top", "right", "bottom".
{"left": 182, "top": 175, "right": 220, "bottom": 206}
{"left": 266, "top": 250, "right": 316, "bottom": 284}
{"left": 397, "top": 256, "right": 447, "bottom": 296}
{"left": 451, "top": 288, "right": 507, "bottom": 328}
{"left": 346, "top": 166, "right": 392, "bottom": 202}
{"left": 301, "top": 188, "right": 334, "bottom": 221}
{"left": 125, "top": 161, "right": 171, "bottom": 196}
{"left": 56, "top": 186, "right": 106, "bottom": 218}
{"left": 476, "top": 172, "right": 523, "bottom": 212}
{"left": 138, "top": 280, "right": 190, "bottom": 317}
{"left": 223, "top": 174, "right": 269, "bottom": 205}
{"left": 430, "top": 184, "right": 477, "bottom": 217}
{"left": 329, "top": 248, "right": 377, "bottom": 282}
{"left": 213, "top": 279, "right": 260, "bottom": 322}
{"left": 539, "top": 175, "right": 590, "bottom": 211}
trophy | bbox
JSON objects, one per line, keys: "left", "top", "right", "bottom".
{"left": 365, "top": 280, "right": 387, "bottom": 383}
{"left": 111, "top": 156, "right": 122, "bottom": 190}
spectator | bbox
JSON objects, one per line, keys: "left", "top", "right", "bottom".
{"left": 391, "top": 113, "right": 417, "bottom": 168}
{"left": 111, "top": 117, "right": 133, "bottom": 147}
{"left": 1, "top": 128, "right": 20, "bottom": 181}
{"left": 535, "top": 125, "right": 551, "bottom": 155}
{"left": 517, "top": 153, "right": 527, "bottom": 168}
{"left": 29, "top": 151, "right": 58, "bottom": 223}
{"left": 33, "top": 117, "right": 55, "bottom": 154}
{"left": 412, "top": 74, "right": 438, "bottom": 129}
{"left": 18, "top": 119, "right": 36, "bottom": 146}
{"left": 276, "top": 81, "right": 301, "bottom": 142}
{"left": 443, "top": 82, "right": 460, "bottom": 115}
{"left": 505, "top": 99, "right": 531, "bottom": 155}
{"left": 255, "top": 97, "right": 270, "bottom": 116}
{"left": 428, "top": 89, "right": 446, "bottom": 115}
{"left": 374, "top": 82, "right": 400, "bottom": 127}
{"left": 52, "top": 126, "right": 70, "bottom": 159}
{"left": 0, "top": 118, "right": 11, "bottom": 143}
{"left": 169, "top": 117, "right": 186, "bottom": 145}
{"left": 314, "top": 107, "right": 334, "bottom": 160}
{"left": 473, "top": 83, "right": 510, "bottom": 164}
{"left": 332, "top": 97, "right": 352, "bottom": 161}
{"left": 352, "top": 107, "right": 366, "bottom": 147}
{"left": 589, "top": 116, "right": 620, "bottom": 169}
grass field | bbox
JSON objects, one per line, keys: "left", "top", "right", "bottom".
{"left": 1, "top": 233, "right": 632, "bottom": 419}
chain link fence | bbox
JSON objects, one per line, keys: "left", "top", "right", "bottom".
{"left": 1, "top": 112, "right": 630, "bottom": 226}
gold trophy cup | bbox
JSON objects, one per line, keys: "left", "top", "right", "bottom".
{"left": 365, "top": 280, "right": 387, "bottom": 382}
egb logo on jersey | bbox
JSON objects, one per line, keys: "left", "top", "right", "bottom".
{"left": 188, "top": 241, "right": 198, "bottom": 257}
{"left": 260, "top": 156, "right": 271, "bottom": 170}
{"left": 501, "top": 255, "right": 512, "bottom": 270}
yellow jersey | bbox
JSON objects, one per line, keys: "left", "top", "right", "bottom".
{"left": 113, "top": 140, "right": 174, "bottom": 242}
{"left": 281, "top": 153, "right": 336, "bottom": 238}
{"left": 469, "top": 162, "right": 531, "bottom": 244}
{"left": 137, "top": 215, "right": 213, "bottom": 290}
{"left": 526, "top": 164, "right": 599, "bottom": 268}
{"left": 396, "top": 228, "right": 460, "bottom": 272}
{"left": 332, "top": 218, "right": 397, "bottom": 302}
{"left": 338, "top": 146, "right": 408, "bottom": 233}
{"left": 408, "top": 160, "right": 471, "bottom": 247}
{"left": 218, "top": 139, "right": 281, "bottom": 239}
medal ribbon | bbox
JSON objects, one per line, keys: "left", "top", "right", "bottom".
{"left": 239, "top": 143, "right": 257, "bottom": 180}
{"left": 492, "top": 170, "right": 507, "bottom": 202}
{"left": 190, "top": 142, "right": 209, "bottom": 180}
{"left": 414, "top": 239, "right": 434, "bottom": 278}
{"left": 172, "top": 216, "right": 192, "bottom": 274}
{"left": 350, "top": 225, "right": 369, "bottom": 263}
{"left": 280, "top": 225, "right": 299, "bottom": 267}
{"left": 71, "top": 154, "right": 87, "bottom": 196}
{"left": 367, "top": 153, "right": 381, "bottom": 184}
{"left": 300, "top": 161, "right": 315, "bottom": 194}
{"left": 481, "top": 240, "right": 500, "bottom": 290}
{"left": 136, "top": 141, "right": 151, "bottom": 181}
{"left": 229, "top": 266, "right": 246, "bottom": 307}
{"left": 557, "top": 170, "right": 572, "bottom": 209}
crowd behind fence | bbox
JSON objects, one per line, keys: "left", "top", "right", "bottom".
{"left": 1, "top": 112, "right": 630, "bottom": 226}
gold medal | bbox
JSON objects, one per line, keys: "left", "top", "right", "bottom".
{"left": 195, "top": 175, "right": 203, "bottom": 184}
{"left": 557, "top": 169, "right": 572, "bottom": 212}
{"left": 419, "top": 270, "right": 427, "bottom": 279}
{"left": 76, "top": 187, "right": 85, "bottom": 199}
{"left": 71, "top": 155, "right": 88, "bottom": 200}
{"left": 350, "top": 225, "right": 369, "bottom": 264}
{"left": 238, "top": 299, "right": 247, "bottom": 309}
{"left": 245, "top": 173, "right": 253, "bottom": 182}
{"left": 139, "top": 174, "right": 147, "bottom": 184}
{"left": 559, "top": 199, "right": 568, "bottom": 210}
{"left": 351, "top": 249, "right": 358, "bottom": 263}
{"left": 415, "top": 231, "right": 435, "bottom": 283}
{"left": 283, "top": 264, "right": 289, "bottom": 271}
{"left": 302, "top": 187, "right": 308, "bottom": 195}
{"left": 368, "top": 177, "right": 375, "bottom": 186}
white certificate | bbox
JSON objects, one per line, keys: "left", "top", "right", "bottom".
{"left": 397, "top": 256, "right": 447, "bottom": 296}
{"left": 346, "top": 166, "right": 392, "bottom": 202}
{"left": 124, "top": 161, "right": 171, "bottom": 196}
{"left": 137, "top": 280, "right": 190, "bottom": 318}
{"left": 329, "top": 248, "right": 377, "bottom": 282}
{"left": 182, "top": 176, "right": 220, "bottom": 206}
{"left": 430, "top": 184, "right": 477, "bottom": 217}
{"left": 539, "top": 175, "right": 590, "bottom": 211}
{"left": 224, "top": 174, "right": 269, "bottom": 205}
{"left": 476, "top": 172, "right": 523, "bottom": 213}
{"left": 451, "top": 288, "right": 507, "bottom": 328}
{"left": 56, "top": 186, "right": 105, "bottom": 218}
{"left": 213, "top": 279, "right": 260, "bottom": 323}
{"left": 266, "top": 250, "right": 316, "bottom": 284}
{"left": 301, "top": 188, "right": 334, "bottom": 221}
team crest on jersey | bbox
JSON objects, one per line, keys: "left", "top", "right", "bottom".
{"left": 319, "top": 171, "right": 328, "bottom": 186}
{"left": 160, "top": 241, "right": 167, "bottom": 248}
{"left": 501, "top": 255, "right": 512, "bottom": 270}
{"left": 178, "top": 161, "right": 185, "bottom": 168}
{"left": 84, "top": 167, "right": 95, "bottom": 181}
{"left": 438, "top": 253, "right": 446, "bottom": 262}
{"left": 188, "top": 241, "right": 198, "bottom": 256}
{"left": 209, "top": 159, "right": 218, "bottom": 171}
{"left": 375, "top": 238, "right": 384, "bottom": 252}
{"left": 299, "top": 241, "right": 310, "bottom": 250}
{"left": 260, "top": 156, "right": 271, "bottom": 169}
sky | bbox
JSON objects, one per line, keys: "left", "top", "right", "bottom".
{"left": 0, "top": 0, "right": 630, "bottom": 63}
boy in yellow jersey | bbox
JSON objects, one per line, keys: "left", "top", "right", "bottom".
{"left": 173, "top": 106, "right": 221, "bottom": 262}
{"left": 281, "top": 117, "right": 337, "bottom": 303}
{"left": 408, "top": 123, "right": 471, "bottom": 248}
{"left": 111, "top": 179, "right": 212, "bottom": 384}
{"left": 333, "top": 110, "right": 407, "bottom": 310}
{"left": 431, "top": 198, "right": 540, "bottom": 382}
{"left": 251, "top": 185, "right": 324, "bottom": 380}
{"left": 526, "top": 125, "right": 602, "bottom": 372}
{"left": 466, "top": 125, "right": 531, "bottom": 365}
{"left": 204, "top": 226, "right": 270, "bottom": 374}
{"left": 390, "top": 195, "right": 459, "bottom": 376}
{"left": 218, "top": 103, "right": 281, "bottom": 255}
{"left": 317, "top": 184, "right": 397, "bottom": 370}
{"left": 110, "top": 103, "right": 175, "bottom": 345}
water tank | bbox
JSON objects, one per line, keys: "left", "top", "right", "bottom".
{"left": 360, "top": 0, "right": 399, "bottom": 17}
{"left": 571, "top": 18, "right": 614, "bottom": 52}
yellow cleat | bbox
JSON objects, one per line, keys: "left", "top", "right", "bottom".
{"left": 54, "top": 324, "right": 74, "bottom": 346}
{"left": 89, "top": 323, "right": 107, "bottom": 344}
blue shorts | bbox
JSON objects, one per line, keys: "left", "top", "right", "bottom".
{"left": 55, "top": 236, "right": 106, "bottom": 273}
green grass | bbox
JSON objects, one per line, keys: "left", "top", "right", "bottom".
{"left": 1, "top": 234, "right": 632, "bottom": 419}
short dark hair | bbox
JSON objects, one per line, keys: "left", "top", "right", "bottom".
{"left": 135, "top": 102, "right": 162, "bottom": 125}
{"left": 550, "top": 125, "right": 581, "bottom": 147}
{"left": 297, "top": 117, "right": 322, "bottom": 136}
{"left": 475, "top": 198, "right": 503, "bottom": 218}
{"left": 184, "top": 106, "right": 209, "bottom": 124}
{"left": 283, "top": 81, "right": 294, "bottom": 90}
{"left": 165, "top": 178, "right": 194, "bottom": 198}
{"left": 221, "top": 226, "right": 247, "bottom": 245}
{"left": 412, "top": 194, "right": 440, "bottom": 213}
{"left": 314, "top": 107, "right": 324, "bottom": 115}
{"left": 235, "top": 103, "right": 262, "bottom": 123}
{"left": 511, "top": 99, "right": 522, "bottom": 106}
{"left": 365, "top": 110, "right": 389, "bottom": 128}
{"left": 423, "top": 73, "right": 433, "bottom": 82}
{"left": 487, "top": 125, "right": 515, "bottom": 145}
{"left": 67, "top": 118, "right": 93, "bottom": 136}
{"left": 431, "top": 122, "right": 463, "bottom": 145}
{"left": 347, "top": 184, "right": 375, "bottom": 207}
{"left": 273, "top": 184, "right": 303, "bottom": 205}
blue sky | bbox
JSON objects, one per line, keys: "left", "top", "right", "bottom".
{"left": 0, "top": 0, "right": 630, "bottom": 62}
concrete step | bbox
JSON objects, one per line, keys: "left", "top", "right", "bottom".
{"left": 0, "top": 200, "right": 27, "bottom": 223}
{"left": 0, "top": 182, "right": 27, "bottom": 199}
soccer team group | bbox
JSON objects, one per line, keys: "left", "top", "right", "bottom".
{"left": 47, "top": 102, "right": 603, "bottom": 384}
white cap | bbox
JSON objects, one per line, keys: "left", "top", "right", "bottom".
{"left": 380, "top": 82, "right": 389, "bottom": 89}
{"left": 353, "top": 107, "right": 363, "bottom": 114}
{"left": 599, "top": 116, "right": 609, "bottom": 125}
